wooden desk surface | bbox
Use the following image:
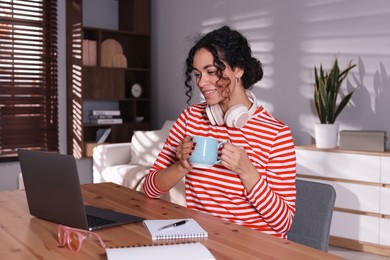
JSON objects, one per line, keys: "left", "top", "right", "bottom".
{"left": 0, "top": 182, "right": 342, "bottom": 259}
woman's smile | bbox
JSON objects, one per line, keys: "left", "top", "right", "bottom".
{"left": 202, "top": 89, "right": 217, "bottom": 98}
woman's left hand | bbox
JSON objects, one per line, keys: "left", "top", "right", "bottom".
{"left": 220, "top": 140, "right": 260, "bottom": 191}
{"left": 220, "top": 140, "right": 253, "bottom": 176}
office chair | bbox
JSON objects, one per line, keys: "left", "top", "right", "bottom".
{"left": 287, "top": 179, "right": 336, "bottom": 252}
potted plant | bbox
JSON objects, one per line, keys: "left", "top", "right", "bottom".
{"left": 313, "top": 59, "right": 357, "bottom": 148}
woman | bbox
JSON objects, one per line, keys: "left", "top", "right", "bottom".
{"left": 143, "top": 26, "right": 296, "bottom": 239}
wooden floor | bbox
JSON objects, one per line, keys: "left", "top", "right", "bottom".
{"left": 328, "top": 246, "right": 390, "bottom": 260}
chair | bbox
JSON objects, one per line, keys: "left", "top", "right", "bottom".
{"left": 287, "top": 179, "right": 336, "bottom": 252}
{"left": 92, "top": 120, "right": 186, "bottom": 207}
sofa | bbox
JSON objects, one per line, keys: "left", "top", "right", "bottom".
{"left": 92, "top": 120, "right": 186, "bottom": 206}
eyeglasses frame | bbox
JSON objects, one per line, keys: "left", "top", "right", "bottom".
{"left": 57, "top": 224, "right": 106, "bottom": 252}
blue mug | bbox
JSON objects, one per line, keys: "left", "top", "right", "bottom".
{"left": 189, "top": 136, "right": 226, "bottom": 169}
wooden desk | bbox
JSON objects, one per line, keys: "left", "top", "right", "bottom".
{"left": 0, "top": 182, "right": 341, "bottom": 259}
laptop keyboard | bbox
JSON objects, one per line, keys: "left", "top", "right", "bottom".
{"left": 87, "top": 214, "right": 117, "bottom": 228}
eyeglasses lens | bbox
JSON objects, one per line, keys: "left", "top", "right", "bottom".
{"left": 58, "top": 227, "right": 66, "bottom": 246}
{"left": 69, "top": 232, "right": 82, "bottom": 252}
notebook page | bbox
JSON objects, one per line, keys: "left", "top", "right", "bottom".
{"left": 143, "top": 218, "right": 208, "bottom": 240}
{"left": 106, "top": 242, "right": 215, "bottom": 260}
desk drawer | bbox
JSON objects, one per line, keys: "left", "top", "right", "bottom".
{"left": 380, "top": 218, "right": 390, "bottom": 246}
{"left": 298, "top": 178, "right": 380, "bottom": 213}
{"left": 296, "top": 150, "right": 381, "bottom": 182}
{"left": 331, "top": 211, "right": 379, "bottom": 244}
{"left": 381, "top": 157, "right": 390, "bottom": 184}
{"left": 381, "top": 187, "right": 390, "bottom": 215}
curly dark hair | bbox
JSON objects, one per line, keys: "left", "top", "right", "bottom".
{"left": 184, "top": 26, "right": 263, "bottom": 105}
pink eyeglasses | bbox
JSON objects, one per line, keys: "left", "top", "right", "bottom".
{"left": 58, "top": 224, "right": 106, "bottom": 252}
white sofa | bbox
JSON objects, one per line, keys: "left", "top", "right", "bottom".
{"left": 92, "top": 121, "right": 186, "bottom": 206}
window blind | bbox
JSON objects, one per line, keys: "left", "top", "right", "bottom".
{"left": 0, "top": 0, "right": 58, "bottom": 159}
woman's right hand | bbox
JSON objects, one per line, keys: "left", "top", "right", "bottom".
{"left": 175, "top": 136, "right": 195, "bottom": 171}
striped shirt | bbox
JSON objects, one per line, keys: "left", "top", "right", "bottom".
{"left": 143, "top": 103, "right": 296, "bottom": 239}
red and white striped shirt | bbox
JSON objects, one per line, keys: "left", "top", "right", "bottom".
{"left": 143, "top": 103, "right": 296, "bottom": 239}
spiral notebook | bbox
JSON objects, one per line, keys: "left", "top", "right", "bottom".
{"left": 143, "top": 218, "right": 208, "bottom": 240}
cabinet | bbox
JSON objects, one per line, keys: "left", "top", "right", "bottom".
{"left": 66, "top": 0, "right": 151, "bottom": 158}
{"left": 295, "top": 145, "right": 390, "bottom": 257}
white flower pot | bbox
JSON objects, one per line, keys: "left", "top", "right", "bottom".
{"left": 314, "top": 123, "right": 339, "bottom": 149}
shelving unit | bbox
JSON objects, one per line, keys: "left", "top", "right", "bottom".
{"left": 66, "top": 0, "right": 151, "bottom": 158}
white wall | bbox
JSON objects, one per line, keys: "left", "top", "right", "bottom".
{"left": 151, "top": 0, "right": 390, "bottom": 148}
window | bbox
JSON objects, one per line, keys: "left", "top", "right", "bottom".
{"left": 0, "top": 0, "right": 58, "bottom": 160}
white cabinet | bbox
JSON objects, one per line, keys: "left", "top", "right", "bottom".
{"left": 296, "top": 145, "right": 390, "bottom": 256}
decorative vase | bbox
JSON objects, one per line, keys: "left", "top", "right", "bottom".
{"left": 314, "top": 123, "right": 339, "bottom": 149}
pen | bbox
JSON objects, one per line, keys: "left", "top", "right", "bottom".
{"left": 158, "top": 220, "right": 188, "bottom": 231}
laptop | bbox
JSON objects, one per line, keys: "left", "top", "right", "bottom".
{"left": 17, "top": 149, "right": 144, "bottom": 230}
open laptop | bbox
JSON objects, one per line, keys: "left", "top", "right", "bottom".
{"left": 17, "top": 149, "right": 144, "bottom": 230}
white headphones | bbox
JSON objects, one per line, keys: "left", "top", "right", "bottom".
{"left": 205, "top": 90, "right": 257, "bottom": 128}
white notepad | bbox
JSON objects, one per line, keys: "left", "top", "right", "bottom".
{"left": 106, "top": 242, "right": 215, "bottom": 260}
{"left": 143, "top": 218, "right": 208, "bottom": 240}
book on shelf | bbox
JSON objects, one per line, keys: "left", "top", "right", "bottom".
{"left": 82, "top": 39, "right": 97, "bottom": 66}
{"left": 143, "top": 218, "right": 208, "bottom": 240}
{"left": 90, "top": 110, "right": 121, "bottom": 116}
{"left": 96, "top": 128, "right": 111, "bottom": 143}
{"left": 88, "top": 40, "right": 97, "bottom": 66}
{"left": 105, "top": 242, "right": 215, "bottom": 260}
{"left": 89, "top": 115, "right": 122, "bottom": 120}
{"left": 82, "top": 40, "right": 89, "bottom": 65}
{"left": 90, "top": 118, "right": 123, "bottom": 124}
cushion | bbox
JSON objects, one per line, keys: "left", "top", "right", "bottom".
{"left": 129, "top": 121, "right": 174, "bottom": 166}
{"left": 101, "top": 164, "right": 149, "bottom": 191}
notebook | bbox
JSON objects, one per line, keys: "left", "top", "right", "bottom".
{"left": 106, "top": 242, "right": 215, "bottom": 260}
{"left": 17, "top": 149, "right": 144, "bottom": 231}
{"left": 143, "top": 218, "right": 208, "bottom": 240}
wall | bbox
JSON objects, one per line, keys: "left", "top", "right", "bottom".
{"left": 151, "top": 0, "right": 390, "bottom": 148}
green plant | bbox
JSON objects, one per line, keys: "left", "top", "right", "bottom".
{"left": 314, "top": 59, "right": 356, "bottom": 124}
